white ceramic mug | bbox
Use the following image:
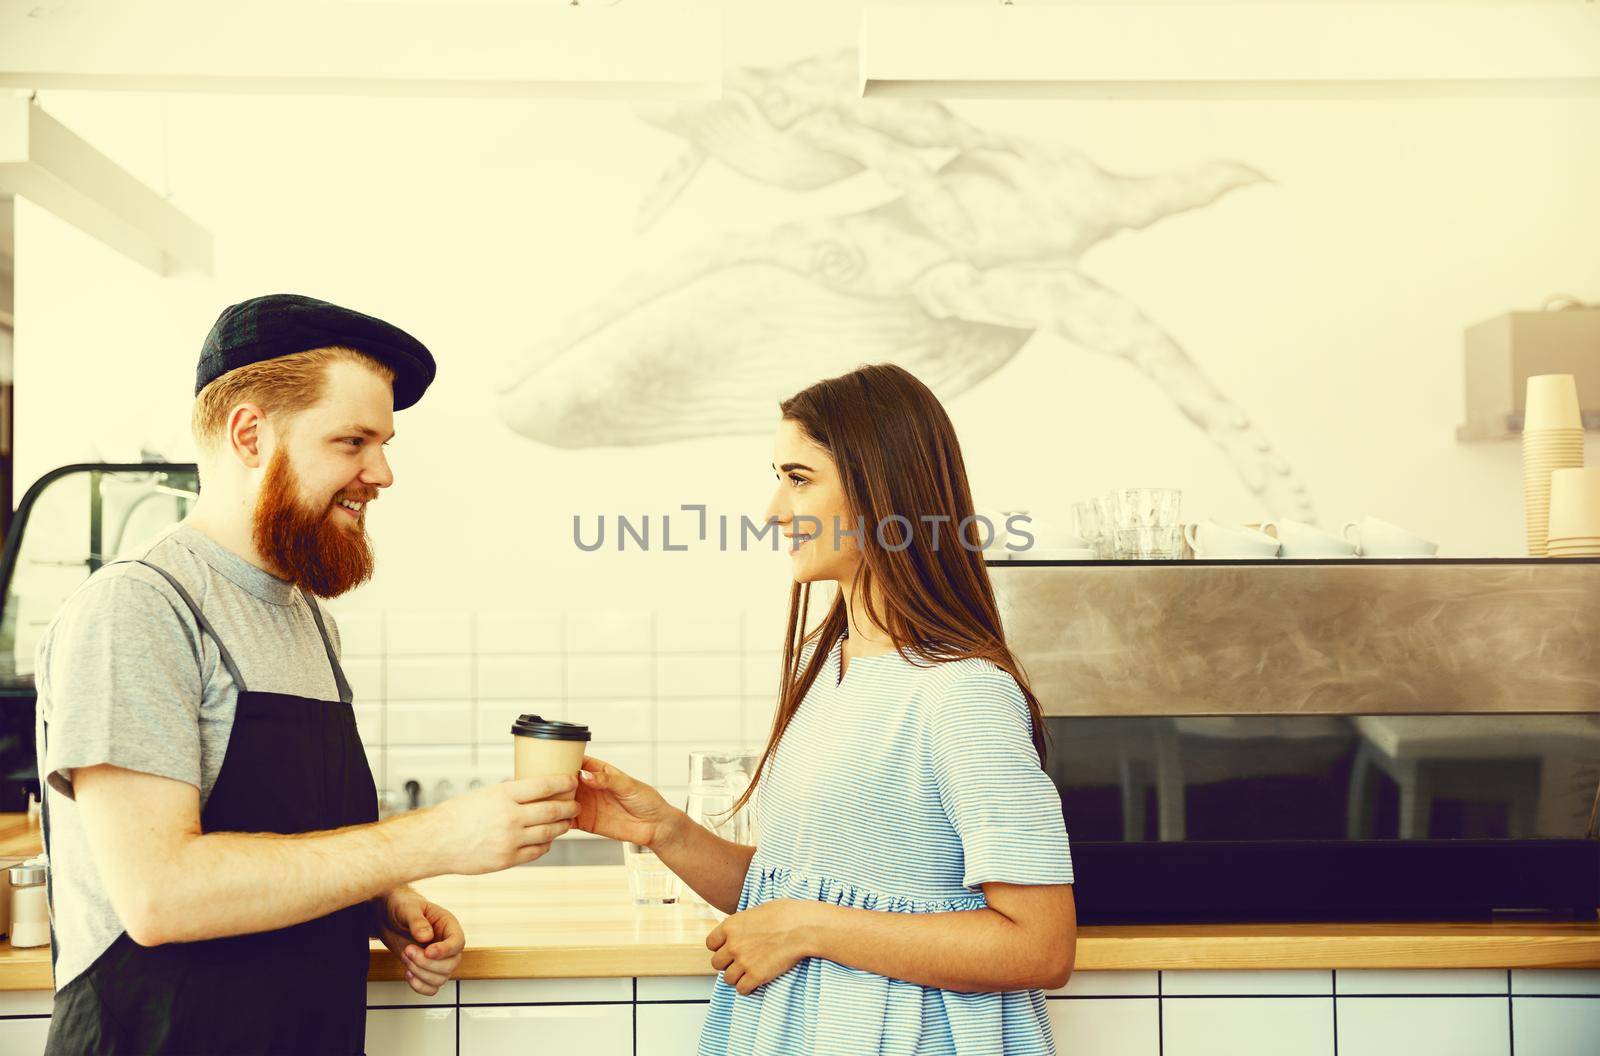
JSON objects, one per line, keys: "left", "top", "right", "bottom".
{"left": 1342, "top": 516, "right": 1439, "bottom": 557}
{"left": 1259, "top": 519, "right": 1357, "bottom": 558}
{"left": 1183, "top": 519, "right": 1281, "bottom": 559}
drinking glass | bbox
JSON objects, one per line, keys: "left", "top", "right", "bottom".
{"left": 1115, "top": 526, "right": 1182, "bottom": 560}
{"left": 1117, "top": 489, "right": 1183, "bottom": 529}
{"left": 623, "top": 841, "right": 678, "bottom": 906}
{"left": 1073, "top": 501, "right": 1104, "bottom": 553}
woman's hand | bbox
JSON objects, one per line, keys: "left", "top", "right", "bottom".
{"left": 375, "top": 888, "right": 465, "bottom": 997}
{"left": 707, "top": 899, "right": 821, "bottom": 996}
{"left": 575, "top": 756, "right": 678, "bottom": 847}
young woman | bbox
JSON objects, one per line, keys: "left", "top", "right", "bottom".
{"left": 576, "top": 364, "right": 1076, "bottom": 1055}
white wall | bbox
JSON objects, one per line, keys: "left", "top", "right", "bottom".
{"left": 11, "top": 1, "right": 1600, "bottom": 670}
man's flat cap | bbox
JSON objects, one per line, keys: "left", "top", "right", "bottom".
{"left": 196, "top": 293, "right": 436, "bottom": 410}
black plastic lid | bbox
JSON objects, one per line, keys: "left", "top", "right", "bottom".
{"left": 510, "top": 714, "right": 591, "bottom": 741}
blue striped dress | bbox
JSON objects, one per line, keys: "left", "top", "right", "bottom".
{"left": 698, "top": 635, "right": 1074, "bottom": 1056}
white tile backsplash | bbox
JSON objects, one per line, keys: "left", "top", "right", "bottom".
{"left": 592, "top": 743, "right": 656, "bottom": 784}
{"left": 655, "top": 609, "right": 743, "bottom": 652}
{"left": 742, "top": 605, "right": 789, "bottom": 649}
{"left": 564, "top": 698, "right": 652, "bottom": 742}
{"left": 566, "top": 610, "right": 653, "bottom": 653}
{"left": 342, "top": 608, "right": 814, "bottom": 817}
{"left": 656, "top": 697, "right": 743, "bottom": 744}
{"left": 386, "top": 612, "right": 473, "bottom": 655}
{"left": 476, "top": 699, "right": 568, "bottom": 744}
{"left": 567, "top": 655, "right": 651, "bottom": 698}
{"left": 657, "top": 655, "right": 742, "bottom": 697}
{"left": 742, "top": 653, "right": 783, "bottom": 697}
{"left": 353, "top": 703, "right": 383, "bottom": 743}
{"left": 385, "top": 656, "right": 473, "bottom": 700}
{"left": 477, "top": 611, "right": 564, "bottom": 654}
{"left": 476, "top": 655, "right": 563, "bottom": 699}
{"left": 333, "top": 610, "right": 384, "bottom": 657}
{"left": 343, "top": 657, "right": 384, "bottom": 702}
{"left": 386, "top": 701, "right": 474, "bottom": 746}
{"left": 742, "top": 697, "right": 776, "bottom": 744}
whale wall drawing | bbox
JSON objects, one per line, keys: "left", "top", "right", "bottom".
{"left": 497, "top": 49, "right": 1319, "bottom": 523}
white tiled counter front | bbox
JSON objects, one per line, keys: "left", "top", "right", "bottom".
{"left": 2, "top": 867, "right": 1598, "bottom": 1054}
{"left": 10, "top": 970, "right": 1600, "bottom": 1056}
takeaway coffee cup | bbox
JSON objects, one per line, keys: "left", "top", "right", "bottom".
{"left": 511, "top": 715, "right": 591, "bottom": 789}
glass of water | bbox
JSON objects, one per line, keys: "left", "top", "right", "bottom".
{"left": 623, "top": 841, "right": 678, "bottom": 905}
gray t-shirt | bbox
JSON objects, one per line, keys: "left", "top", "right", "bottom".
{"left": 34, "top": 522, "right": 346, "bottom": 990}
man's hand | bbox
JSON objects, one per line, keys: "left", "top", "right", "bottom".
{"left": 375, "top": 888, "right": 464, "bottom": 997}
{"left": 706, "top": 900, "right": 820, "bottom": 997}
{"left": 423, "top": 775, "right": 579, "bottom": 875}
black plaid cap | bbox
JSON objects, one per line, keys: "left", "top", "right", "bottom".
{"left": 196, "top": 293, "right": 436, "bottom": 411}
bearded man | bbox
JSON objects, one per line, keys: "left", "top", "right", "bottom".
{"left": 33, "top": 294, "right": 579, "bottom": 1054}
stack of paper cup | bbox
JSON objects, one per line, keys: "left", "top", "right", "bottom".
{"left": 1522, "top": 374, "right": 1584, "bottom": 556}
{"left": 1546, "top": 468, "right": 1600, "bottom": 558}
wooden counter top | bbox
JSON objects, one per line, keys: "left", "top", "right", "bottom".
{"left": 3, "top": 865, "right": 1597, "bottom": 990}
{"left": 0, "top": 813, "right": 43, "bottom": 860}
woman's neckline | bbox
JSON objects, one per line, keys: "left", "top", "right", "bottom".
{"left": 833, "top": 634, "right": 906, "bottom": 685}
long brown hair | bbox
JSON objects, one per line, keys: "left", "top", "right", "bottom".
{"left": 734, "top": 363, "right": 1047, "bottom": 812}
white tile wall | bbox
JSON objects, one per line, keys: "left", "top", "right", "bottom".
{"left": 388, "top": 702, "right": 473, "bottom": 746}
{"left": 656, "top": 698, "right": 742, "bottom": 744}
{"left": 364, "top": 1007, "right": 456, "bottom": 1056}
{"left": 476, "top": 656, "right": 562, "bottom": 699}
{"left": 656, "top": 655, "right": 741, "bottom": 697}
{"left": 636, "top": 976, "right": 717, "bottom": 1001}
{"left": 1337, "top": 996, "right": 1510, "bottom": 1056}
{"left": 387, "top": 613, "right": 473, "bottom": 655}
{"left": 1048, "top": 970, "right": 1159, "bottom": 997}
{"left": 476, "top": 612, "right": 563, "bottom": 654}
{"left": 1337, "top": 969, "right": 1507, "bottom": 995}
{"left": 386, "top": 657, "right": 473, "bottom": 700}
{"left": 1163, "top": 996, "right": 1334, "bottom": 1056}
{"left": 1512, "top": 969, "right": 1600, "bottom": 995}
{"left": 656, "top": 609, "right": 742, "bottom": 653}
{"left": 1046, "top": 997, "right": 1159, "bottom": 1055}
{"left": 567, "top": 611, "right": 653, "bottom": 654}
{"left": 1162, "top": 969, "right": 1332, "bottom": 996}
{"left": 1511, "top": 997, "right": 1600, "bottom": 1056}
{"left": 336, "top": 607, "right": 790, "bottom": 805}
{"left": 637, "top": 1003, "right": 711, "bottom": 1056}
{"left": 568, "top": 656, "right": 651, "bottom": 698}
{"left": 459, "top": 978, "right": 631, "bottom": 1004}
{"left": 460, "top": 1004, "right": 631, "bottom": 1054}
{"left": 337, "top": 611, "right": 384, "bottom": 657}
{"left": 367, "top": 981, "right": 457, "bottom": 1007}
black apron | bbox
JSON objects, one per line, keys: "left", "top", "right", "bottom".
{"left": 42, "top": 559, "right": 379, "bottom": 1056}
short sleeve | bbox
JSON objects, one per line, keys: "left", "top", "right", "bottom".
{"left": 36, "top": 574, "right": 205, "bottom": 800}
{"left": 926, "top": 665, "right": 1074, "bottom": 889}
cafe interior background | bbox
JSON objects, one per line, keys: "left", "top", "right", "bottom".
{"left": 0, "top": 2, "right": 1598, "bottom": 1051}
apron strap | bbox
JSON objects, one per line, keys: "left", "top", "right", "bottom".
{"left": 115, "top": 560, "right": 249, "bottom": 694}
{"left": 299, "top": 592, "right": 354, "bottom": 705}
{"left": 40, "top": 720, "right": 59, "bottom": 985}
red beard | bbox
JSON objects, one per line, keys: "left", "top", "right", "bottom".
{"left": 252, "top": 447, "right": 375, "bottom": 599}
